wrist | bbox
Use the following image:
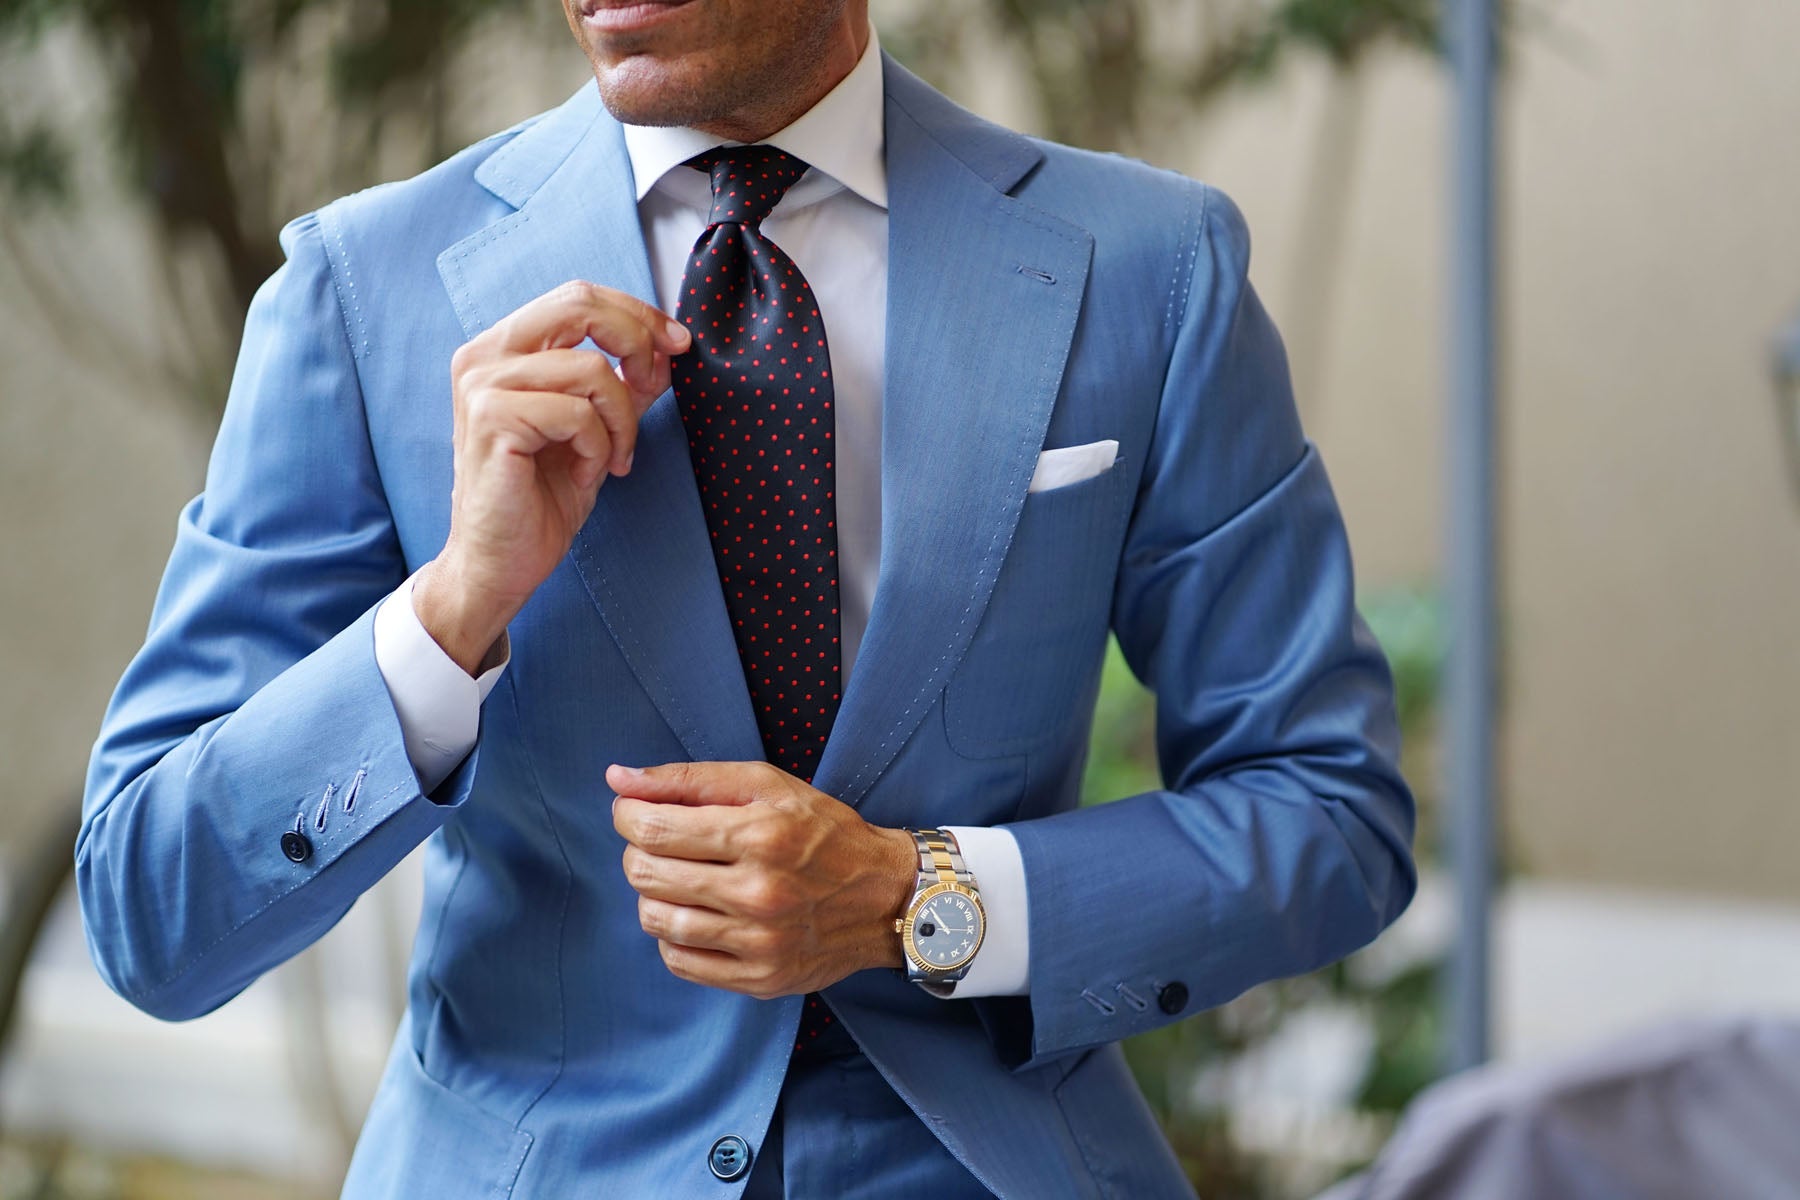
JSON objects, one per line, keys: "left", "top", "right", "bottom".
{"left": 870, "top": 826, "right": 916, "bottom": 971}
{"left": 413, "top": 555, "right": 518, "bottom": 676}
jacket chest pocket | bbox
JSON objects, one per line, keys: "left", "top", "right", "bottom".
{"left": 942, "top": 461, "right": 1130, "bottom": 758}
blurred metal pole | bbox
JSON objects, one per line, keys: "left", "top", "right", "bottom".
{"left": 1775, "top": 310, "right": 1800, "bottom": 505}
{"left": 1444, "top": 0, "right": 1498, "bottom": 1074}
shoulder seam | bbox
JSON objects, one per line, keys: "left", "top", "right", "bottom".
{"left": 1163, "top": 180, "right": 1209, "bottom": 341}
{"left": 314, "top": 206, "right": 372, "bottom": 371}
{"left": 306, "top": 208, "right": 396, "bottom": 517}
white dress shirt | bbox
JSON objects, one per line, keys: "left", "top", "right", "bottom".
{"left": 372, "top": 27, "right": 1029, "bottom": 997}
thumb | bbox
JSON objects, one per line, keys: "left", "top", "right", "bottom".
{"left": 605, "top": 761, "right": 762, "bottom": 806}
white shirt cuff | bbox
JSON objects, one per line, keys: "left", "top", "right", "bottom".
{"left": 939, "top": 825, "right": 1030, "bottom": 997}
{"left": 372, "top": 570, "right": 509, "bottom": 794}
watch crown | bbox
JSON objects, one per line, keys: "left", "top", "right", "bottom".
{"left": 893, "top": 918, "right": 904, "bottom": 934}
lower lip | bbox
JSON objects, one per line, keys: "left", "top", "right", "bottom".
{"left": 583, "top": 1, "right": 694, "bottom": 35}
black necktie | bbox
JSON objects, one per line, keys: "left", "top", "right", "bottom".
{"left": 670, "top": 148, "right": 850, "bottom": 1056}
{"left": 672, "top": 145, "right": 843, "bottom": 786}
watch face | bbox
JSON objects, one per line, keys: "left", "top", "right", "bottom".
{"left": 909, "top": 886, "right": 984, "bottom": 971}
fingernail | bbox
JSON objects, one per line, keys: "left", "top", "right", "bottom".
{"left": 610, "top": 763, "right": 644, "bottom": 779}
{"left": 665, "top": 317, "right": 689, "bottom": 345}
{"left": 623, "top": 451, "right": 634, "bottom": 474}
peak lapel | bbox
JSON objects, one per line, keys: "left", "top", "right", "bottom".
{"left": 812, "top": 59, "right": 1094, "bottom": 809}
{"left": 435, "top": 86, "right": 763, "bottom": 766}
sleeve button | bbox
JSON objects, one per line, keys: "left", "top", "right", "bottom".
{"left": 280, "top": 831, "right": 314, "bottom": 863}
{"left": 1157, "top": 981, "right": 1189, "bottom": 1015}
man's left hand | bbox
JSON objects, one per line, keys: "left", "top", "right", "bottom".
{"left": 607, "top": 761, "right": 916, "bottom": 1000}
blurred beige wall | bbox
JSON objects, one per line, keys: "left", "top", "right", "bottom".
{"left": 1159, "top": 0, "right": 1800, "bottom": 900}
{"left": 0, "top": 244, "right": 208, "bottom": 830}
{"left": 5, "top": 0, "right": 1796, "bottom": 915}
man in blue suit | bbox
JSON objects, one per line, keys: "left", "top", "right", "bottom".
{"left": 79, "top": 0, "right": 1416, "bottom": 1195}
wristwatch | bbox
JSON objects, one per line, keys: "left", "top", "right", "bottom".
{"left": 894, "top": 828, "right": 986, "bottom": 997}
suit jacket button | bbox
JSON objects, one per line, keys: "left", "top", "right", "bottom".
{"left": 280, "top": 831, "right": 314, "bottom": 863}
{"left": 708, "top": 1134, "right": 751, "bottom": 1181}
{"left": 1157, "top": 981, "right": 1189, "bottom": 1015}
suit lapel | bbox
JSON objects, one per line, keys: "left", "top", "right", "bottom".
{"left": 436, "top": 85, "right": 764, "bottom": 765}
{"left": 434, "top": 67, "right": 1095, "bottom": 789}
{"left": 812, "top": 58, "right": 1094, "bottom": 808}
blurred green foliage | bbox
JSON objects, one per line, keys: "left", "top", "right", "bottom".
{"left": 1086, "top": 583, "right": 1444, "bottom": 1196}
{"left": 1360, "top": 583, "right": 1446, "bottom": 740}
{"left": 0, "top": 117, "right": 69, "bottom": 212}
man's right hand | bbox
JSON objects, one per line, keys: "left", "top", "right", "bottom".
{"left": 414, "top": 281, "right": 691, "bottom": 674}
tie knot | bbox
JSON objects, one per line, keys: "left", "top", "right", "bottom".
{"left": 687, "top": 144, "right": 809, "bottom": 228}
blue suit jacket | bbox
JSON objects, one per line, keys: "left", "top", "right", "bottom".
{"left": 79, "top": 56, "right": 1415, "bottom": 1198}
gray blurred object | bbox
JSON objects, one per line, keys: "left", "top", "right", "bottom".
{"left": 1318, "top": 1016, "right": 1800, "bottom": 1200}
{"left": 1777, "top": 306, "right": 1800, "bottom": 505}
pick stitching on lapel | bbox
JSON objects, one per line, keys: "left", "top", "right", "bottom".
{"left": 436, "top": 84, "right": 764, "bottom": 767}
{"left": 432, "top": 65, "right": 1095, "bottom": 794}
{"left": 811, "top": 58, "right": 1094, "bottom": 811}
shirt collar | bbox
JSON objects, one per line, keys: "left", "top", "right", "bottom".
{"left": 620, "top": 25, "right": 887, "bottom": 210}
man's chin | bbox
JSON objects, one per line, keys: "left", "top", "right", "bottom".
{"left": 592, "top": 59, "right": 722, "bottom": 128}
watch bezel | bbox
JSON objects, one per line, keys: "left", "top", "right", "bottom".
{"left": 900, "top": 880, "right": 987, "bottom": 975}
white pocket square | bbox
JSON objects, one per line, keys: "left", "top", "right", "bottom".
{"left": 1028, "top": 439, "right": 1120, "bottom": 493}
